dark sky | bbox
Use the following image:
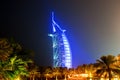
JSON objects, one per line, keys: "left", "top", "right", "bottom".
{"left": 1, "top": 0, "right": 120, "bottom": 67}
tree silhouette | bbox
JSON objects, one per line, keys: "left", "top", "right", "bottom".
{"left": 95, "top": 55, "right": 120, "bottom": 80}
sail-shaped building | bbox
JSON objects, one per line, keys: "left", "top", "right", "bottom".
{"left": 49, "top": 12, "right": 72, "bottom": 68}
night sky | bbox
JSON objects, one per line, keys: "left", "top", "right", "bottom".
{"left": 1, "top": 0, "right": 120, "bottom": 68}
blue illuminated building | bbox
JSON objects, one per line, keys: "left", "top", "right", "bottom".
{"left": 49, "top": 12, "right": 72, "bottom": 68}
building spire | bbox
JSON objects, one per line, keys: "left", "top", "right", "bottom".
{"left": 52, "top": 12, "right": 66, "bottom": 33}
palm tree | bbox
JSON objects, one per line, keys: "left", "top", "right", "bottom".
{"left": 0, "top": 38, "right": 33, "bottom": 80}
{"left": 62, "top": 67, "right": 68, "bottom": 80}
{"left": 52, "top": 67, "right": 61, "bottom": 80}
{"left": 29, "top": 65, "right": 40, "bottom": 80}
{"left": 0, "top": 38, "right": 13, "bottom": 61}
{"left": 84, "top": 64, "right": 95, "bottom": 79}
{"left": 8, "top": 56, "right": 32, "bottom": 80}
{"left": 76, "top": 65, "right": 85, "bottom": 74}
{"left": 95, "top": 55, "right": 120, "bottom": 80}
{"left": 0, "top": 60, "right": 13, "bottom": 80}
{"left": 44, "top": 67, "right": 52, "bottom": 80}
{"left": 76, "top": 64, "right": 88, "bottom": 74}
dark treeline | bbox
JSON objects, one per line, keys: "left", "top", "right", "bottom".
{"left": 0, "top": 37, "right": 120, "bottom": 80}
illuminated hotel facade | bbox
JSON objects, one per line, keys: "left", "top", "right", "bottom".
{"left": 49, "top": 12, "right": 72, "bottom": 68}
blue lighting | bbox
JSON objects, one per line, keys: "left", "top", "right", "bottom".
{"left": 49, "top": 12, "right": 72, "bottom": 68}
